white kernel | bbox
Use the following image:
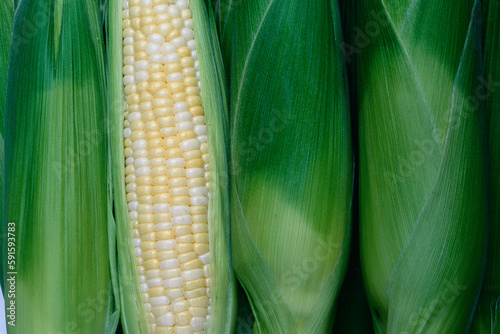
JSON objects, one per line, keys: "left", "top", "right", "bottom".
{"left": 157, "top": 239, "right": 176, "bottom": 251}
{"left": 160, "top": 127, "right": 177, "bottom": 137}
{"left": 136, "top": 166, "right": 151, "bottom": 177}
{"left": 128, "top": 111, "right": 142, "bottom": 123}
{"left": 130, "top": 211, "right": 139, "bottom": 220}
{"left": 164, "top": 277, "right": 183, "bottom": 288}
{"left": 140, "top": 283, "right": 149, "bottom": 292}
{"left": 177, "top": 0, "right": 189, "bottom": 9}
{"left": 124, "top": 128, "right": 132, "bottom": 138}
{"left": 155, "top": 222, "right": 173, "bottom": 231}
{"left": 134, "top": 157, "right": 149, "bottom": 168}
{"left": 135, "top": 71, "right": 149, "bottom": 82}
{"left": 194, "top": 60, "right": 199, "bottom": 70}
{"left": 148, "top": 278, "right": 163, "bottom": 287}
{"left": 175, "top": 111, "right": 192, "bottom": 122}
{"left": 195, "top": 71, "right": 200, "bottom": 80}
{"left": 124, "top": 75, "right": 135, "bottom": 85}
{"left": 149, "top": 296, "right": 169, "bottom": 307}
{"left": 162, "top": 42, "right": 176, "bottom": 55}
{"left": 190, "top": 187, "right": 208, "bottom": 196}
{"left": 181, "top": 269, "right": 204, "bottom": 281}
{"left": 170, "top": 206, "right": 190, "bottom": 216}
{"left": 140, "top": 0, "right": 151, "bottom": 6}
{"left": 158, "top": 23, "right": 173, "bottom": 37}
{"left": 123, "top": 1, "right": 129, "bottom": 9}
{"left": 180, "top": 138, "right": 200, "bottom": 151}
{"left": 174, "top": 102, "right": 189, "bottom": 113}
{"left": 153, "top": 203, "right": 170, "bottom": 213}
{"left": 203, "top": 264, "right": 210, "bottom": 278}
{"left": 166, "top": 158, "right": 185, "bottom": 168}
{"left": 154, "top": 4, "right": 168, "bottom": 13}
{"left": 165, "top": 54, "right": 181, "bottom": 63}
{"left": 171, "top": 36, "right": 187, "bottom": 48}
{"left": 128, "top": 201, "right": 139, "bottom": 211}
{"left": 191, "top": 317, "right": 206, "bottom": 331}
{"left": 140, "top": 275, "right": 147, "bottom": 283}
{"left": 181, "top": 28, "right": 194, "bottom": 39}
{"left": 135, "top": 248, "right": 142, "bottom": 256}
{"left": 197, "top": 135, "right": 207, "bottom": 143}
{"left": 134, "top": 238, "right": 142, "bottom": 247}
{"left": 124, "top": 36, "right": 134, "bottom": 45}
{"left": 168, "top": 5, "right": 181, "bottom": 17}
{"left": 157, "top": 312, "right": 174, "bottom": 326}
{"left": 146, "top": 42, "right": 161, "bottom": 55}
{"left": 133, "top": 149, "right": 148, "bottom": 158}
{"left": 147, "top": 33, "right": 165, "bottom": 44}
{"left": 172, "top": 215, "right": 192, "bottom": 225}
{"left": 126, "top": 157, "right": 134, "bottom": 165}
{"left": 192, "top": 50, "right": 198, "bottom": 60}
{"left": 186, "top": 168, "right": 204, "bottom": 178}
{"left": 148, "top": 54, "right": 164, "bottom": 64}
{"left": 171, "top": 300, "right": 188, "bottom": 313}
{"left": 171, "top": 18, "right": 184, "bottom": 29}
{"left": 185, "top": 19, "right": 193, "bottom": 29}
{"left": 160, "top": 258, "right": 180, "bottom": 269}
{"left": 191, "top": 197, "right": 208, "bottom": 206}
{"left": 134, "top": 60, "right": 149, "bottom": 71}
{"left": 199, "top": 252, "right": 210, "bottom": 264}
{"left": 187, "top": 39, "right": 196, "bottom": 51}
{"left": 194, "top": 125, "right": 207, "bottom": 136}
{"left": 176, "top": 121, "right": 194, "bottom": 132}
{"left": 167, "top": 72, "right": 184, "bottom": 82}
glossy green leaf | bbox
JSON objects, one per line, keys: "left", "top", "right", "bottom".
{"left": 357, "top": 0, "right": 487, "bottom": 332}
{"left": 4, "top": 0, "right": 119, "bottom": 332}
{"left": 0, "top": 0, "right": 14, "bottom": 291}
{"left": 220, "top": 0, "right": 353, "bottom": 333}
{"left": 470, "top": 0, "right": 500, "bottom": 332}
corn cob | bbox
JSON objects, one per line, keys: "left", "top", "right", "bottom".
{"left": 470, "top": 0, "right": 500, "bottom": 331}
{"left": 3, "top": 0, "right": 119, "bottom": 332}
{"left": 356, "top": 0, "right": 487, "bottom": 332}
{"left": 219, "top": 1, "right": 353, "bottom": 333}
{"left": 108, "top": 0, "right": 236, "bottom": 333}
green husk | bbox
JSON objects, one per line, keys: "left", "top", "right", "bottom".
{"left": 109, "top": 0, "right": 236, "bottom": 332}
{"left": 220, "top": 1, "right": 353, "bottom": 333}
{"left": 3, "top": 0, "right": 119, "bottom": 332}
{"left": 470, "top": 0, "right": 500, "bottom": 332}
{"left": 357, "top": 0, "right": 488, "bottom": 332}
{"left": 0, "top": 0, "right": 14, "bottom": 291}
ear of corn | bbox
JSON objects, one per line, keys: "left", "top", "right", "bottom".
{"left": 220, "top": 1, "right": 353, "bottom": 333}
{"left": 470, "top": 0, "right": 500, "bottom": 332}
{"left": 357, "top": 0, "right": 488, "bottom": 332}
{"left": 4, "top": 0, "right": 119, "bottom": 332}
{"left": 109, "top": 0, "right": 236, "bottom": 333}
{"left": 0, "top": 0, "right": 14, "bottom": 292}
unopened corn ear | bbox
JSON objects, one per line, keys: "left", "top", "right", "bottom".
{"left": 108, "top": 0, "right": 236, "bottom": 333}
{"left": 356, "top": 0, "right": 487, "bottom": 332}
{"left": 220, "top": 0, "right": 353, "bottom": 333}
{"left": 0, "top": 0, "right": 14, "bottom": 291}
{"left": 470, "top": 0, "right": 500, "bottom": 332}
{"left": 3, "top": 0, "right": 119, "bottom": 332}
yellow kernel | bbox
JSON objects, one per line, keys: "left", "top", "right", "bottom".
{"left": 136, "top": 186, "right": 152, "bottom": 197}
{"left": 176, "top": 234, "right": 194, "bottom": 243}
{"left": 167, "top": 168, "right": 185, "bottom": 178}
{"left": 151, "top": 166, "right": 168, "bottom": 177}
{"left": 194, "top": 233, "right": 209, "bottom": 243}
{"left": 164, "top": 137, "right": 180, "bottom": 148}
{"left": 176, "top": 243, "right": 194, "bottom": 254}
{"left": 172, "top": 93, "right": 187, "bottom": 103}
{"left": 177, "top": 46, "right": 191, "bottom": 58}
{"left": 167, "top": 82, "right": 185, "bottom": 94}
{"left": 139, "top": 213, "right": 154, "bottom": 224}
{"left": 136, "top": 176, "right": 151, "bottom": 185}
{"left": 185, "top": 287, "right": 206, "bottom": 299}
{"left": 126, "top": 93, "right": 140, "bottom": 105}
{"left": 154, "top": 213, "right": 172, "bottom": 224}
{"left": 174, "top": 311, "right": 192, "bottom": 326}
{"left": 141, "top": 241, "right": 156, "bottom": 252}
{"left": 186, "top": 86, "right": 199, "bottom": 96}
{"left": 165, "top": 148, "right": 183, "bottom": 160}
{"left": 166, "top": 288, "right": 184, "bottom": 300}
{"left": 188, "top": 178, "right": 206, "bottom": 188}
{"left": 147, "top": 312, "right": 156, "bottom": 324}
{"left": 138, "top": 223, "right": 155, "bottom": 235}
{"left": 184, "top": 278, "right": 205, "bottom": 291}
{"left": 189, "top": 307, "right": 208, "bottom": 317}
{"left": 145, "top": 121, "right": 159, "bottom": 132}
{"left": 153, "top": 98, "right": 171, "bottom": 109}
{"left": 187, "top": 96, "right": 202, "bottom": 107}
{"left": 152, "top": 176, "right": 168, "bottom": 187}
{"left": 158, "top": 250, "right": 177, "bottom": 261}
{"left": 180, "top": 259, "right": 203, "bottom": 271}
{"left": 190, "top": 206, "right": 207, "bottom": 215}
{"left": 184, "top": 77, "right": 198, "bottom": 87}
{"left": 148, "top": 286, "right": 166, "bottom": 298}
{"left": 130, "top": 120, "right": 144, "bottom": 131}
{"left": 148, "top": 82, "right": 167, "bottom": 94}
{"left": 139, "top": 195, "right": 153, "bottom": 204}
{"left": 164, "top": 63, "right": 183, "bottom": 74}
{"left": 142, "top": 249, "right": 158, "bottom": 261}
{"left": 170, "top": 196, "right": 190, "bottom": 206}
{"left": 177, "top": 130, "right": 196, "bottom": 141}
{"left": 134, "top": 40, "right": 147, "bottom": 52}
{"left": 192, "top": 215, "right": 208, "bottom": 224}
{"left": 152, "top": 185, "right": 169, "bottom": 195}
{"left": 126, "top": 193, "right": 137, "bottom": 203}
{"left": 131, "top": 18, "right": 141, "bottom": 30}
{"left": 166, "top": 29, "right": 181, "bottom": 41}
{"left": 180, "top": 57, "right": 194, "bottom": 68}
{"left": 156, "top": 230, "right": 175, "bottom": 240}
{"left": 186, "top": 159, "right": 204, "bottom": 168}
{"left": 193, "top": 243, "right": 209, "bottom": 255}
{"left": 154, "top": 107, "right": 174, "bottom": 117}
{"left": 142, "top": 24, "right": 158, "bottom": 36}
{"left": 150, "top": 72, "right": 167, "bottom": 82}
{"left": 161, "top": 268, "right": 181, "bottom": 280}
{"left": 152, "top": 305, "right": 169, "bottom": 318}
{"left": 142, "top": 232, "right": 156, "bottom": 241}
{"left": 178, "top": 252, "right": 197, "bottom": 263}
{"left": 167, "top": 177, "right": 186, "bottom": 188}
{"left": 183, "top": 150, "right": 202, "bottom": 160}
{"left": 148, "top": 138, "right": 163, "bottom": 149}
{"left": 145, "top": 269, "right": 161, "bottom": 280}
{"left": 155, "top": 88, "right": 172, "bottom": 98}
{"left": 188, "top": 296, "right": 210, "bottom": 308}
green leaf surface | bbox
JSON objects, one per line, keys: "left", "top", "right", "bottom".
{"left": 4, "top": 0, "right": 119, "bottom": 332}
{"left": 357, "top": 0, "right": 488, "bottom": 332}
{"left": 221, "top": 0, "right": 353, "bottom": 332}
